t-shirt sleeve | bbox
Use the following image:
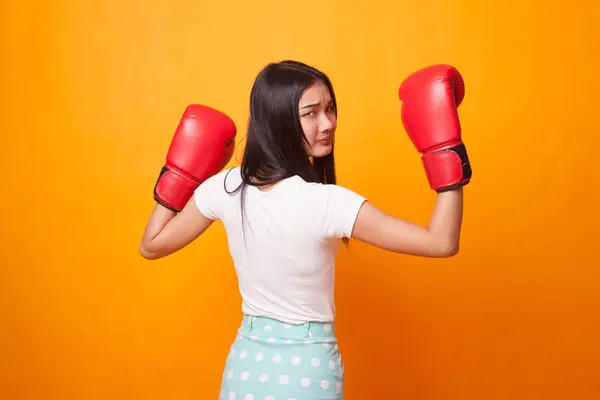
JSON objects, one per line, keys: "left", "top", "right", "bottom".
{"left": 308, "top": 183, "right": 368, "bottom": 239}
{"left": 193, "top": 170, "right": 228, "bottom": 220}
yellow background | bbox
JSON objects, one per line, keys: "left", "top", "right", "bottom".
{"left": 2, "top": 0, "right": 599, "bottom": 399}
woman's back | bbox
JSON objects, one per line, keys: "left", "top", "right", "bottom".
{"left": 194, "top": 166, "right": 367, "bottom": 324}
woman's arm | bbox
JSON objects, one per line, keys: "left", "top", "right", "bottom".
{"left": 139, "top": 197, "right": 215, "bottom": 260}
{"left": 351, "top": 187, "right": 463, "bottom": 258}
{"left": 353, "top": 64, "right": 470, "bottom": 257}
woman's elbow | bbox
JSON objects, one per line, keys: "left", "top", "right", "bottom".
{"left": 434, "top": 241, "right": 460, "bottom": 258}
{"left": 139, "top": 243, "right": 161, "bottom": 260}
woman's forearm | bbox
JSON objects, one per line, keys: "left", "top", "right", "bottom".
{"left": 139, "top": 204, "right": 177, "bottom": 257}
{"left": 139, "top": 198, "right": 216, "bottom": 260}
{"left": 427, "top": 187, "right": 464, "bottom": 255}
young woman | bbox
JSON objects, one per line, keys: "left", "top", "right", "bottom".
{"left": 140, "top": 60, "right": 471, "bottom": 400}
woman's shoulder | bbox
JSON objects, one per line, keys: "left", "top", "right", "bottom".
{"left": 210, "top": 165, "right": 241, "bottom": 183}
{"left": 300, "top": 179, "right": 353, "bottom": 193}
{"left": 196, "top": 166, "right": 243, "bottom": 195}
{"left": 299, "top": 179, "right": 366, "bottom": 206}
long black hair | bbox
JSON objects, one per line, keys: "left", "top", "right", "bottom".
{"left": 226, "top": 60, "right": 340, "bottom": 237}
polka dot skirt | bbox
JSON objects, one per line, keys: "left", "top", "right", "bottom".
{"left": 218, "top": 314, "right": 344, "bottom": 400}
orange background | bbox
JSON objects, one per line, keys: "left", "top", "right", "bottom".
{"left": 1, "top": 0, "right": 599, "bottom": 399}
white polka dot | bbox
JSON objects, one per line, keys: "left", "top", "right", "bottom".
{"left": 336, "top": 383, "right": 342, "bottom": 393}
{"left": 227, "top": 370, "right": 234, "bottom": 379}
{"left": 287, "top": 398, "right": 296, "bottom": 400}
{"left": 272, "top": 354, "right": 282, "bottom": 363}
{"left": 311, "top": 358, "right": 320, "bottom": 367}
{"left": 267, "top": 338, "right": 277, "bottom": 343}
{"left": 264, "top": 325, "right": 273, "bottom": 331}
{"left": 329, "top": 360, "right": 335, "bottom": 369}
{"left": 304, "top": 340, "right": 313, "bottom": 344}
{"left": 308, "top": 331, "right": 313, "bottom": 337}
{"left": 240, "top": 351, "right": 247, "bottom": 360}
{"left": 265, "top": 396, "right": 275, "bottom": 400}
{"left": 279, "top": 375, "right": 289, "bottom": 384}
{"left": 228, "top": 393, "right": 236, "bottom": 400}
{"left": 322, "top": 343, "right": 330, "bottom": 349}
{"left": 244, "top": 395, "right": 254, "bottom": 400}
{"left": 324, "top": 324, "right": 331, "bottom": 332}
{"left": 251, "top": 336, "right": 258, "bottom": 341}
{"left": 291, "top": 356, "right": 301, "bottom": 365}
{"left": 320, "top": 380, "right": 329, "bottom": 390}
{"left": 259, "top": 373, "right": 269, "bottom": 383}
{"left": 284, "top": 323, "right": 292, "bottom": 328}
{"left": 301, "top": 377, "right": 311, "bottom": 387}
{"left": 285, "top": 340, "right": 294, "bottom": 344}
{"left": 241, "top": 371, "right": 249, "bottom": 380}
{"left": 255, "top": 353, "right": 264, "bottom": 361}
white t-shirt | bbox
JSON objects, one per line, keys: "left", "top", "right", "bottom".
{"left": 193, "top": 166, "right": 367, "bottom": 325}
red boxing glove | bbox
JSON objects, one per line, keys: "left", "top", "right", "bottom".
{"left": 154, "top": 105, "right": 237, "bottom": 212}
{"left": 398, "top": 64, "right": 472, "bottom": 192}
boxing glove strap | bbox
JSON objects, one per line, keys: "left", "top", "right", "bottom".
{"left": 153, "top": 166, "right": 201, "bottom": 212}
{"left": 422, "top": 143, "right": 472, "bottom": 192}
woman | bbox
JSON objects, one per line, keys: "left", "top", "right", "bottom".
{"left": 140, "top": 60, "right": 470, "bottom": 399}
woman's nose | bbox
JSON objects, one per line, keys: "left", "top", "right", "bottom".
{"left": 319, "top": 113, "right": 334, "bottom": 132}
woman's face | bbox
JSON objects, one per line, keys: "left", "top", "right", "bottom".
{"left": 298, "top": 82, "right": 337, "bottom": 158}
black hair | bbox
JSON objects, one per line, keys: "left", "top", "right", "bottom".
{"left": 226, "top": 60, "right": 341, "bottom": 242}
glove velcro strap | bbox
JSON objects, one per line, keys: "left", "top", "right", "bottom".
{"left": 153, "top": 166, "right": 201, "bottom": 212}
{"left": 421, "top": 143, "right": 472, "bottom": 192}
